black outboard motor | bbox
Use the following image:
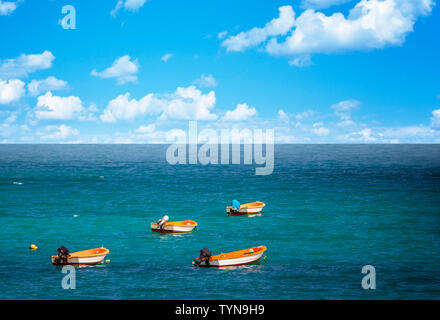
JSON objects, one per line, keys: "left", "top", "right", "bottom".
{"left": 193, "top": 248, "right": 211, "bottom": 267}
{"left": 54, "top": 246, "right": 70, "bottom": 265}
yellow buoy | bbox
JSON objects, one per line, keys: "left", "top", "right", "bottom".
{"left": 29, "top": 244, "right": 38, "bottom": 250}
{"left": 105, "top": 259, "right": 110, "bottom": 263}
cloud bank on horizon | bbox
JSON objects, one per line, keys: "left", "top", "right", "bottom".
{"left": 0, "top": 0, "right": 439, "bottom": 144}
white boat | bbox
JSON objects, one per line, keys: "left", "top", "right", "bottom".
{"left": 193, "top": 246, "right": 267, "bottom": 268}
{"left": 51, "top": 247, "right": 109, "bottom": 266}
{"left": 226, "top": 201, "right": 266, "bottom": 216}
{"left": 150, "top": 220, "right": 197, "bottom": 233}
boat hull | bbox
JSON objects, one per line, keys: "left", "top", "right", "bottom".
{"left": 150, "top": 220, "right": 197, "bottom": 233}
{"left": 195, "top": 245, "right": 267, "bottom": 268}
{"left": 51, "top": 254, "right": 107, "bottom": 265}
{"left": 51, "top": 247, "right": 109, "bottom": 266}
{"left": 226, "top": 201, "right": 266, "bottom": 216}
{"left": 199, "top": 252, "right": 264, "bottom": 267}
{"left": 226, "top": 207, "right": 264, "bottom": 215}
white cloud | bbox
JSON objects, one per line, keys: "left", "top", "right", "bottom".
{"left": 100, "top": 86, "right": 217, "bottom": 123}
{"left": 331, "top": 99, "right": 360, "bottom": 121}
{"left": 0, "top": 51, "right": 55, "bottom": 79}
{"left": 347, "top": 128, "right": 376, "bottom": 141}
{"left": 272, "top": 0, "right": 434, "bottom": 56}
{"left": 301, "top": 0, "right": 354, "bottom": 10}
{"left": 313, "top": 121, "right": 324, "bottom": 127}
{"left": 223, "top": 1, "right": 435, "bottom": 64}
{"left": 218, "top": 30, "right": 228, "bottom": 39}
{"left": 0, "top": 112, "right": 29, "bottom": 140}
{"left": 289, "top": 54, "right": 313, "bottom": 67}
{"left": 3, "top": 113, "right": 16, "bottom": 124}
{"left": 34, "top": 92, "right": 85, "bottom": 120}
{"left": 100, "top": 92, "right": 159, "bottom": 123}
{"left": 0, "top": 79, "right": 25, "bottom": 104}
{"left": 430, "top": 109, "right": 440, "bottom": 128}
{"left": 91, "top": 55, "right": 139, "bottom": 85}
{"left": 136, "top": 123, "right": 155, "bottom": 133}
{"left": 160, "top": 86, "right": 217, "bottom": 121}
{"left": 193, "top": 74, "right": 217, "bottom": 88}
{"left": 295, "top": 109, "right": 315, "bottom": 120}
{"left": 278, "top": 109, "right": 289, "bottom": 122}
{"left": 312, "top": 126, "right": 330, "bottom": 136}
{"left": 0, "top": 1, "right": 19, "bottom": 16}
{"left": 222, "top": 6, "right": 295, "bottom": 52}
{"left": 337, "top": 119, "right": 356, "bottom": 127}
{"left": 111, "top": 0, "right": 147, "bottom": 16}
{"left": 161, "top": 53, "right": 173, "bottom": 62}
{"left": 27, "top": 76, "right": 68, "bottom": 96}
{"left": 222, "top": 103, "right": 257, "bottom": 121}
{"left": 40, "top": 124, "right": 79, "bottom": 141}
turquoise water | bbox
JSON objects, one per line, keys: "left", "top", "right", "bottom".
{"left": 0, "top": 145, "right": 439, "bottom": 299}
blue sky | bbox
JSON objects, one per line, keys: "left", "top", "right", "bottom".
{"left": 0, "top": 0, "right": 439, "bottom": 143}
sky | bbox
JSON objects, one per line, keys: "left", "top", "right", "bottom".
{"left": 0, "top": 0, "right": 439, "bottom": 143}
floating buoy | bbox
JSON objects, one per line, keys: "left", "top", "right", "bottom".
{"left": 29, "top": 244, "right": 38, "bottom": 250}
{"left": 73, "top": 214, "right": 79, "bottom": 218}
{"left": 105, "top": 259, "right": 110, "bottom": 263}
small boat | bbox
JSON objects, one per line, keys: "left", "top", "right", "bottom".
{"left": 193, "top": 245, "right": 267, "bottom": 268}
{"left": 51, "top": 247, "right": 110, "bottom": 266}
{"left": 226, "top": 201, "right": 266, "bottom": 215}
{"left": 150, "top": 220, "right": 197, "bottom": 233}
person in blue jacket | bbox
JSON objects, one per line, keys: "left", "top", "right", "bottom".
{"left": 231, "top": 199, "right": 241, "bottom": 213}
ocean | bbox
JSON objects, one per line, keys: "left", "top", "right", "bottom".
{"left": 0, "top": 144, "right": 439, "bottom": 299}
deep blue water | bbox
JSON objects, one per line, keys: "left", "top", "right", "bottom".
{"left": 0, "top": 145, "right": 439, "bottom": 299}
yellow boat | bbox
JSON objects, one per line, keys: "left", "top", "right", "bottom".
{"left": 226, "top": 201, "right": 266, "bottom": 215}
{"left": 193, "top": 245, "right": 267, "bottom": 267}
{"left": 150, "top": 220, "right": 197, "bottom": 233}
{"left": 51, "top": 247, "right": 110, "bottom": 266}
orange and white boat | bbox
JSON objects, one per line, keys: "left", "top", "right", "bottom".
{"left": 150, "top": 220, "right": 197, "bottom": 233}
{"left": 193, "top": 246, "right": 267, "bottom": 267}
{"left": 226, "top": 201, "right": 266, "bottom": 216}
{"left": 51, "top": 247, "right": 110, "bottom": 266}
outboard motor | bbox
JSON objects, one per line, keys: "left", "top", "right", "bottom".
{"left": 54, "top": 246, "right": 70, "bottom": 265}
{"left": 193, "top": 248, "right": 211, "bottom": 267}
{"left": 231, "top": 199, "right": 240, "bottom": 214}
{"left": 158, "top": 215, "right": 169, "bottom": 230}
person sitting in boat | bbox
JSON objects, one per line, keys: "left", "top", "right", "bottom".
{"left": 157, "top": 215, "right": 169, "bottom": 230}
{"left": 231, "top": 199, "right": 241, "bottom": 214}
